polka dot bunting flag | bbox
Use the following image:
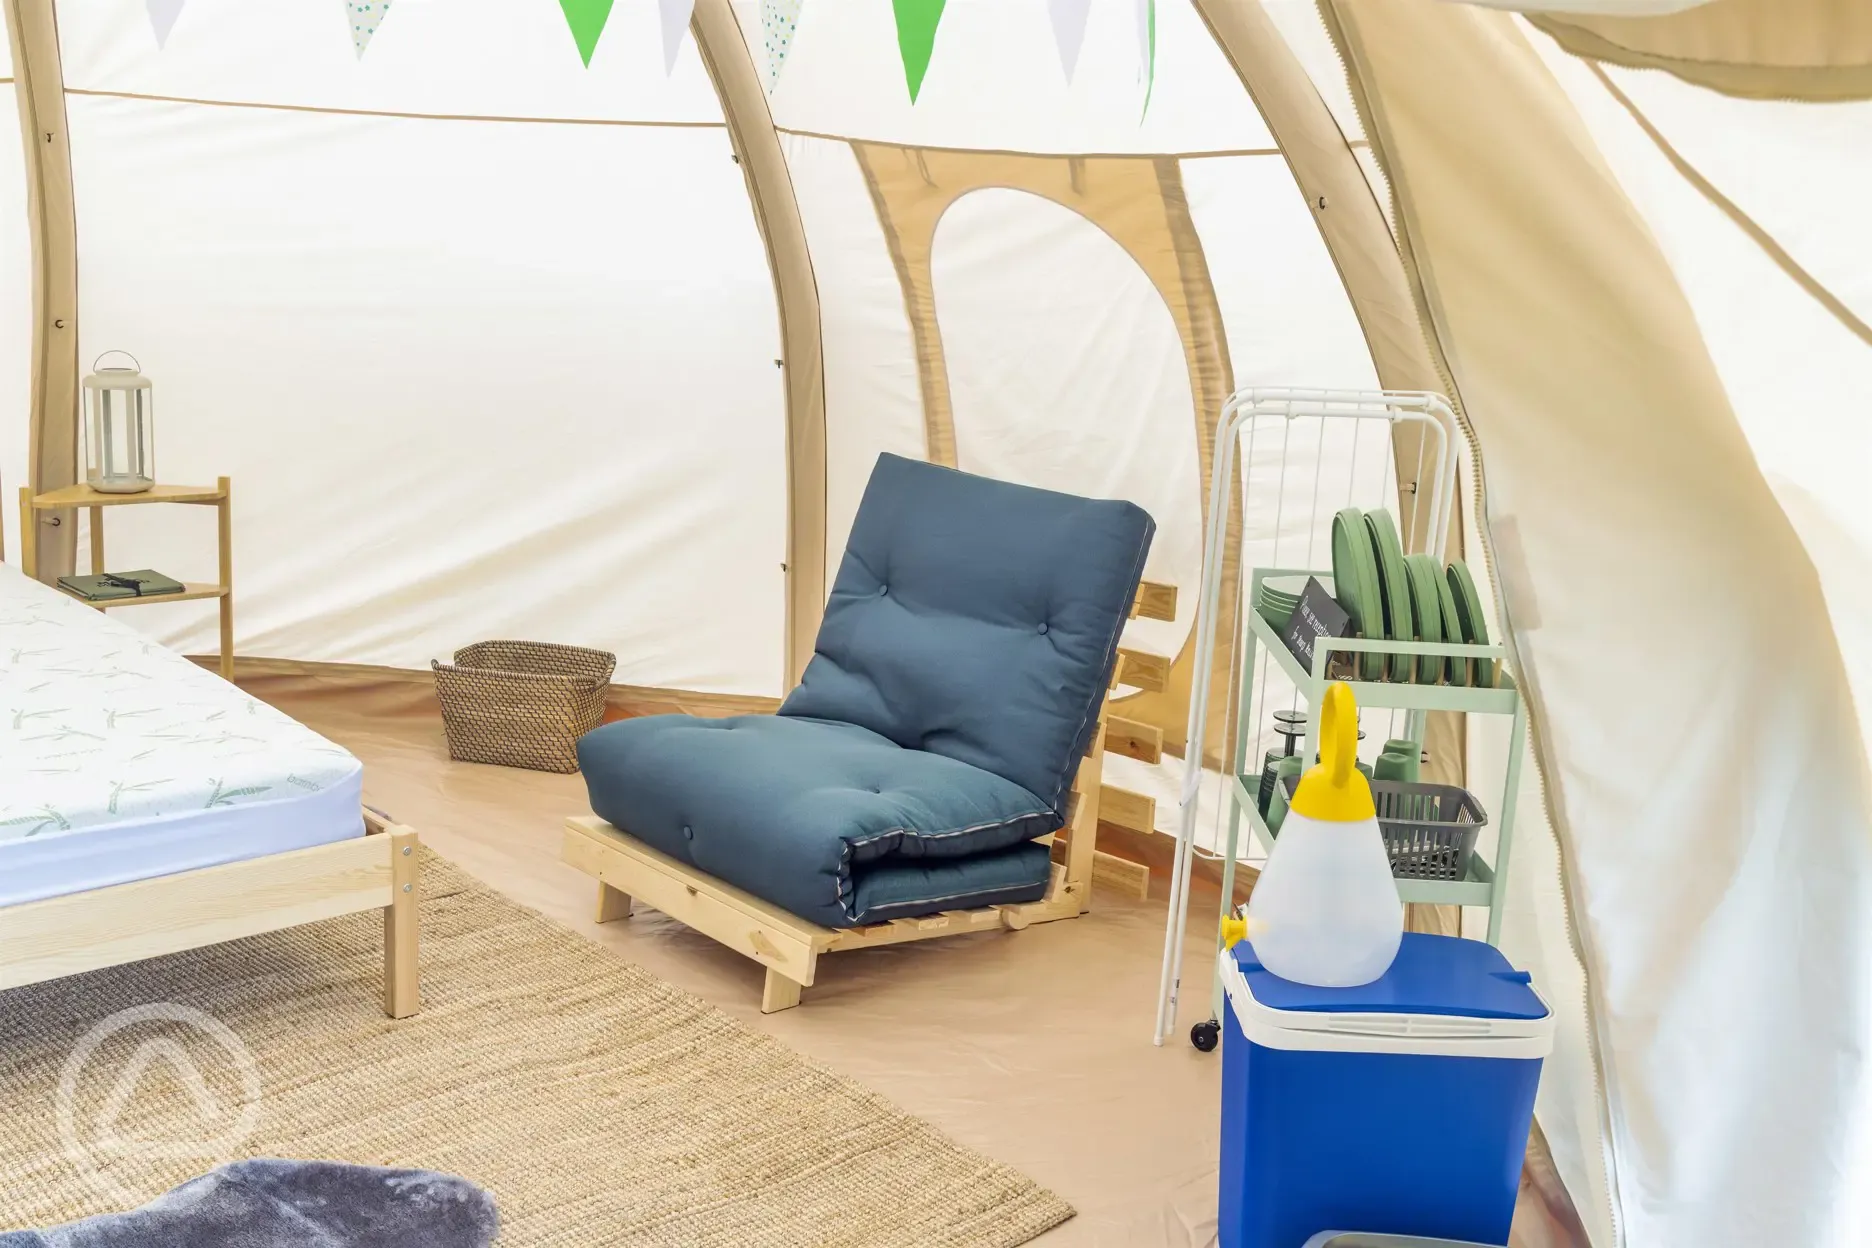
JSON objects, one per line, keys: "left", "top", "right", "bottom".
{"left": 345, "top": 0, "right": 394, "bottom": 58}
{"left": 762, "top": 0, "right": 803, "bottom": 90}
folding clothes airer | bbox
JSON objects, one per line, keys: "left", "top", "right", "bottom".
{"left": 1152, "top": 389, "right": 1461, "bottom": 1047}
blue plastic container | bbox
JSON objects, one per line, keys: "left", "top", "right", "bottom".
{"left": 1217, "top": 933, "right": 1552, "bottom": 1248}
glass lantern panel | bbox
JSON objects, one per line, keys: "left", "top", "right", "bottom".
{"left": 87, "top": 386, "right": 154, "bottom": 488}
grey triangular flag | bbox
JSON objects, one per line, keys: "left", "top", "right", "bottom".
{"left": 1048, "top": 0, "right": 1091, "bottom": 82}
{"left": 660, "top": 0, "right": 696, "bottom": 73}
{"left": 147, "top": 0, "right": 186, "bottom": 48}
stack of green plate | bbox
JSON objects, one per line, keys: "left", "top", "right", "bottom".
{"left": 1254, "top": 573, "right": 1328, "bottom": 632}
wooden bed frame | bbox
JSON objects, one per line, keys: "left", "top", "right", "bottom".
{"left": 562, "top": 581, "right": 1176, "bottom": 1013}
{"left": 0, "top": 808, "right": 422, "bottom": 1017}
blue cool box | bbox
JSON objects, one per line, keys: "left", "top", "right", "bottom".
{"left": 1218, "top": 934, "right": 1553, "bottom": 1248}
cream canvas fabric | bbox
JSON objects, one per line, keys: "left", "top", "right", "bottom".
{"left": 4, "top": 2, "right": 1872, "bottom": 1246}
{"left": 1328, "top": 5, "right": 1872, "bottom": 1247}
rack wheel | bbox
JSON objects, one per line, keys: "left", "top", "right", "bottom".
{"left": 1190, "top": 1019, "right": 1221, "bottom": 1052}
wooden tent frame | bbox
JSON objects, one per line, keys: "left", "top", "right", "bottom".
{"left": 563, "top": 581, "right": 1176, "bottom": 1013}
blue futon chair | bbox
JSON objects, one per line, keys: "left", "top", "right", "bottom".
{"left": 566, "top": 454, "right": 1155, "bottom": 1010}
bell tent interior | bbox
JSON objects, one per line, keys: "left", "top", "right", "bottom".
{"left": 0, "top": 1, "right": 1868, "bottom": 1246}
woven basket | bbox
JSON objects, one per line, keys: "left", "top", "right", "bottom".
{"left": 432, "top": 641, "right": 616, "bottom": 773}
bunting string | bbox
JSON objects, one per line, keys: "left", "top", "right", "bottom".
{"left": 133, "top": 0, "right": 1158, "bottom": 116}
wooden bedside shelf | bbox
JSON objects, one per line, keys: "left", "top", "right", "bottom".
{"left": 53, "top": 581, "right": 229, "bottom": 608}
{"left": 28, "top": 482, "right": 228, "bottom": 509}
{"left": 18, "top": 476, "right": 235, "bottom": 680}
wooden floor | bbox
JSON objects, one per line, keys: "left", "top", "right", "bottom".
{"left": 247, "top": 672, "right": 1588, "bottom": 1248}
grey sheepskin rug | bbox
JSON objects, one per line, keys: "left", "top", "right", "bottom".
{"left": 0, "top": 1159, "right": 499, "bottom": 1247}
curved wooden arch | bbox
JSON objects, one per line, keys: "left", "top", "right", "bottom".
{"left": 851, "top": 141, "right": 1240, "bottom": 757}
{"left": 692, "top": 0, "right": 827, "bottom": 688}
{"left": 4, "top": 0, "right": 79, "bottom": 580}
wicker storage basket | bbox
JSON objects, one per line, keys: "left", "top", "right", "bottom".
{"left": 432, "top": 641, "right": 616, "bottom": 773}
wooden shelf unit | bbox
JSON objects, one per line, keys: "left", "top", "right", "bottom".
{"left": 18, "top": 476, "right": 235, "bottom": 680}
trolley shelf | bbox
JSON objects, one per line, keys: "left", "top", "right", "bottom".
{"left": 1228, "top": 773, "right": 1499, "bottom": 908}
{"left": 1212, "top": 564, "right": 1529, "bottom": 1023}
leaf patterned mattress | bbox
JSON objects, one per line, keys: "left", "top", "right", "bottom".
{"left": 0, "top": 563, "right": 363, "bottom": 908}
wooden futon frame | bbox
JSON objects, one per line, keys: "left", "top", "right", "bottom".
{"left": 563, "top": 581, "right": 1176, "bottom": 1013}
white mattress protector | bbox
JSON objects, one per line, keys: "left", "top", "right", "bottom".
{"left": 0, "top": 563, "right": 363, "bottom": 907}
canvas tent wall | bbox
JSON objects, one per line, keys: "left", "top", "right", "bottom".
{"left": 1313, "top": 5, "right": 1872, "bottom": 1248}
{"left": 3, "top": 3, "right": 1871, "bottom": 1248}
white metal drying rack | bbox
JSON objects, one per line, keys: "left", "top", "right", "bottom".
{"left": 1151, "top": 388, "right": 1461, "bottom": 1047}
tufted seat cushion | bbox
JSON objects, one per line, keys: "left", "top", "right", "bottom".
{"left": 578, "top": 714, "right": 1057, "bottom": 927}
{"left": 576, "top": 454, "right": 1155, "bottom": 927}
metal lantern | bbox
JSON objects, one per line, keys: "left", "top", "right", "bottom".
{"left": 82, "top": 351, "right": 156, "bottom": 494}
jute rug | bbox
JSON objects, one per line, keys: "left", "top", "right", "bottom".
{"left": 0, "top": 854, "right": 1073, "bottom": 1246}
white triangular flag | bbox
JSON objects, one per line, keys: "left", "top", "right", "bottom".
{"left": 1047, "top": 0, "right": 1091, "bottom": 82}
{"left": 1135, "top": 0, "right": 1151, "bottom": 81}
{"left": 762, "top": 0, "right": 804, "bottom": 89}
{"left": 146, "top": 0, "right": 186, "bottom": 48}
{"left": 1136, "top": 0, "right": 1156, "bottom": 110}
{"left": 659, "top": 0, "right": 695, "bottom": 74}
{"left": 344, "top": 1, "right": 394, "bottom": 58}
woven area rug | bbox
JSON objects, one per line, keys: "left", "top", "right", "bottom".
{"left": 0, "top": 855, "right": 1073, "bottom": 1247}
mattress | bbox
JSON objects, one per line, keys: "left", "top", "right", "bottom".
{"left": 0, "top": 563, "right": 364, "bottom": 908}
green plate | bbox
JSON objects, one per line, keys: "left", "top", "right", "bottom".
{"left": 1446, "top": 559, "right": 1496, "bottom": 688}
{"left": 1403, "top": 553, "right": 1445, "bottom": 684}
{"left": 1330, "top": 509, "right": 1385, "bottom": 680}
{"left": 1364, "top": 509, "right": 1414, "bottom": 682}
{"left": 1435, "top": 568, "right": 1467, "bottom": 687}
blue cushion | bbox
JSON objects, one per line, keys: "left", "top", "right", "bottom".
{"left": 781, "top": 454, "right": 1155, "bottom": 815}
{"left": 578, "top": 714, "right": 1057, "bottom": 928}
{"left": 851, "top": 840, "right": 1054, "bottom": 920}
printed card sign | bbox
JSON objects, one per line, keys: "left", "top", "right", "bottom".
{"left": 1282, "top": 576, "right": 1354, "bottom": 677}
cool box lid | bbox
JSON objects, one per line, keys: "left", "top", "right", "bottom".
{"left": 1221, "top": 934, "right": 1554, "bottom": 1058}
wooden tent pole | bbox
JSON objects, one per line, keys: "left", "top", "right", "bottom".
{"left": 3, "top": 0, "right": 77, "bottom": 581}
{"left": 691, "top": 0, "right": 826, "bottom": 690}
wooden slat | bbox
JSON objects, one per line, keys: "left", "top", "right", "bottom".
{"left": 1103, "top": 716, "right": 1162, "bottom": 764}
{"left": 1092, "top": 850, "right": 1151, "bottom": 901}
{"left": 1099, "top": 785, "right": 1156, "bottom": 835}
{"left": 1131, "top": 581, "right": 1178, "bottom": 621}
{"left": 825, "top": 905, "right": 1006, "bottom": 952}
{"left": 0, "top": 835, "right": 394, "bottom": 992}
{"left": 1115, "top": 647, "right": 1169, "bottom": 693}
{"left": 563, "top": 816, "right": 826, "bottom": 987}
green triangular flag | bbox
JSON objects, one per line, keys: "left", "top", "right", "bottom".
{"left": 891, "top": 0, "right": 946, "bottom": 103}
{"left": 559, "top": 0, "right": 615, "bottom": 67}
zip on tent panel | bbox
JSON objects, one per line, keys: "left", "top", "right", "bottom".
{"left": 1152, "top": 388, "right": 1458, "bottom": 1047}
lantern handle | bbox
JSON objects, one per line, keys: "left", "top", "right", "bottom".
{"left": 91, "top": 350, "right": 142, "bottom": 373}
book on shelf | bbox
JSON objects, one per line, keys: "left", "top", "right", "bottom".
{"left": 58, "top": 569, "right": 187, "bottom": 601}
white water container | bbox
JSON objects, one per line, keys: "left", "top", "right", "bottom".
{"left": 1245, "top": 682, "right": 1402, "bottom": 987}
